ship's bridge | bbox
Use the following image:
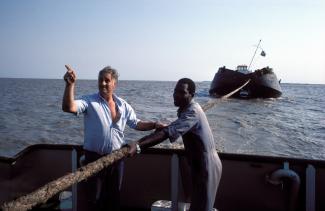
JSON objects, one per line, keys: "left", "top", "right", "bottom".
{"left": 236, "top": 65, "right": 251, "bottom": 74}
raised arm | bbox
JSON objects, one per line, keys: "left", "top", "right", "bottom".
{"left": 62, "top": 65, "right": 78, "bottom": 113}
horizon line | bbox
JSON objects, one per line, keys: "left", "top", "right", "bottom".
{"left": 0, "top": 77, "right": 324, "bottom": 85}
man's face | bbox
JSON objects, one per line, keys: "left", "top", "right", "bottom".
{"left": 98, "top": 72, "right": 116, "bottom": 97}
{"left": 173, "top": 82, "right": 192, "bottom": 108}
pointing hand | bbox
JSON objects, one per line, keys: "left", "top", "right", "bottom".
{"left": 64, "top": 65, "right": 77, "bottom": 84}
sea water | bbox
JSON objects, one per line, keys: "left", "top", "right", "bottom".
{"left": 0, "top": 78, "right": 324, "bottom": 160}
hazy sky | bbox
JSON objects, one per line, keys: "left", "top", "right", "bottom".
{"left": 0, "top": 0, "right": 324, "bottom": 84}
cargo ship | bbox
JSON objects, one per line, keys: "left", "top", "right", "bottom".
{"left": 209, "top": 65, "right": 282, "bottom": 98}
{"left": 209, "top": 40, "right": 282, "bottom": 98}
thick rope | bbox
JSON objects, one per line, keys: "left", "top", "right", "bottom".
{"left": 201, "top": 79, "right": 250, "bottom": 111}
{"left": 1, "top": 147, "right": 128, "bottom": 211}
{"left": 1, "top": 79, "right": 250, "bottom": 211}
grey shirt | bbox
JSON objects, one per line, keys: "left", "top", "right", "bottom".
{"left": 165, "top": 101, "right": 222, "bottom": 211}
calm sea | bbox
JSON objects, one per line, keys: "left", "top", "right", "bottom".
{"left": 0, "top": 78, "right": 324, "bottom": 160}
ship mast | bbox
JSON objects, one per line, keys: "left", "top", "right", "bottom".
{"left": 248, "top": 39, "right": 262, "bottom": 70}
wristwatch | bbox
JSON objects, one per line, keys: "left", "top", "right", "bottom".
{"left": 136, "top": 143, "right": 141, "bottom": 154}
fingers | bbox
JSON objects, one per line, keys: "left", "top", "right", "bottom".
{"left": 155, "top": 121, "right": 168, "bottom": 129}
{"left": 126, "top": 143, "right": 137, "bottom": 157}
{"left": 64, "top": 64, "right": 76, "bottom": 84}
{"left": 65, "top": 64, "right": 75, "bottom": 74}
{"left": 65, "top": 64, "right": 72, "bottom": 71}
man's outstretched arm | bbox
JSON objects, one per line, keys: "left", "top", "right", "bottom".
{"left": 135, "top": 121, "right": 167, "bottom": 131}
{"left": 128, "top": 130, "right": 168, "bottom": 156}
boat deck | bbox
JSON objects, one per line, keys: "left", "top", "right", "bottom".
{"left": 1, "top": 144, "right": 325, "bottom": 211}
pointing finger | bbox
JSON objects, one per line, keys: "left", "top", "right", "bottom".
{"left": 65, "top": 64, "right": 74, "bottom": 72}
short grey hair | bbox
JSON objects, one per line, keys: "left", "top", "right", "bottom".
{"left": 98, "top": 66, "right": 119, "bottom": 82}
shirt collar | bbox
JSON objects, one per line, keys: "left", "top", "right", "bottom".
{"left": 177, "top": 100, "right": 195, "bottom": 117}
{"left": 98, "top": 92, "right": 118, "bottom": 102}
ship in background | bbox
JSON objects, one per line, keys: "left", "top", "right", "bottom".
{"left": 209, "top": 40, "right": 282, "bottom": 98}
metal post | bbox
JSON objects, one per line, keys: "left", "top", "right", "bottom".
{"left": 306, "top": 164, "right": 315, "bottom": 211}
{"left": 171, "top": 154, "right": 179, "bottom": 211}
{"left": 72, "top": 149, "right": 77, "bottom": 211}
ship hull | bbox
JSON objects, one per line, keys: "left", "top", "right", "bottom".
{"left": 209, "top": 67, "right": 282, "bottom": 98}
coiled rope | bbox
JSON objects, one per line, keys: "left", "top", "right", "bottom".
{"left": 1, "top": 79, "right": 250, "bottom": 211}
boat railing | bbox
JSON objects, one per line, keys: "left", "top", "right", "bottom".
{"left": 1, "top": 146, "right": 322, "bottom": 211}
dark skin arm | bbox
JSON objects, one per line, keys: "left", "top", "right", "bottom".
{"left": 128, "top": 130, "right": 169, "bottom": 156}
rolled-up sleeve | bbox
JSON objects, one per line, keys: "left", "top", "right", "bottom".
{"left": 126, "top": 104, "right": 140, "bottom": 129}
{"left": 75, "top": 96, "right": 89, "bottom": 115}
{"left": 166, "top": 109, "right": 198, "bottom": 143}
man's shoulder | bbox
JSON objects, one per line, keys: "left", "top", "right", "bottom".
{"left": 113, "top": 94, "right": 132, "bottom": 107}
{"left": 184, "top": 101, "right": 205, "bottom": 119}
{"left": 188, "top": 101, "right": 202, "bottom": 111}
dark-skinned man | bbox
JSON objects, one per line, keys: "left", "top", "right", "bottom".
{"left": 128, "top": 78, "right": 222, "bottom": 211}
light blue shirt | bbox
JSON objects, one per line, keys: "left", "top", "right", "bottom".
{"left": 75, "top": 93, "right": 139, "bottom": 155}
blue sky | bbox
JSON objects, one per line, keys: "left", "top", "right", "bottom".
{"left": 0, "top": 0, "right": 324, "bottom": 84}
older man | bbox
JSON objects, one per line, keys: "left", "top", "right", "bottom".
{"left": 62, "top": 65, "right": 163, "bottom": 210}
